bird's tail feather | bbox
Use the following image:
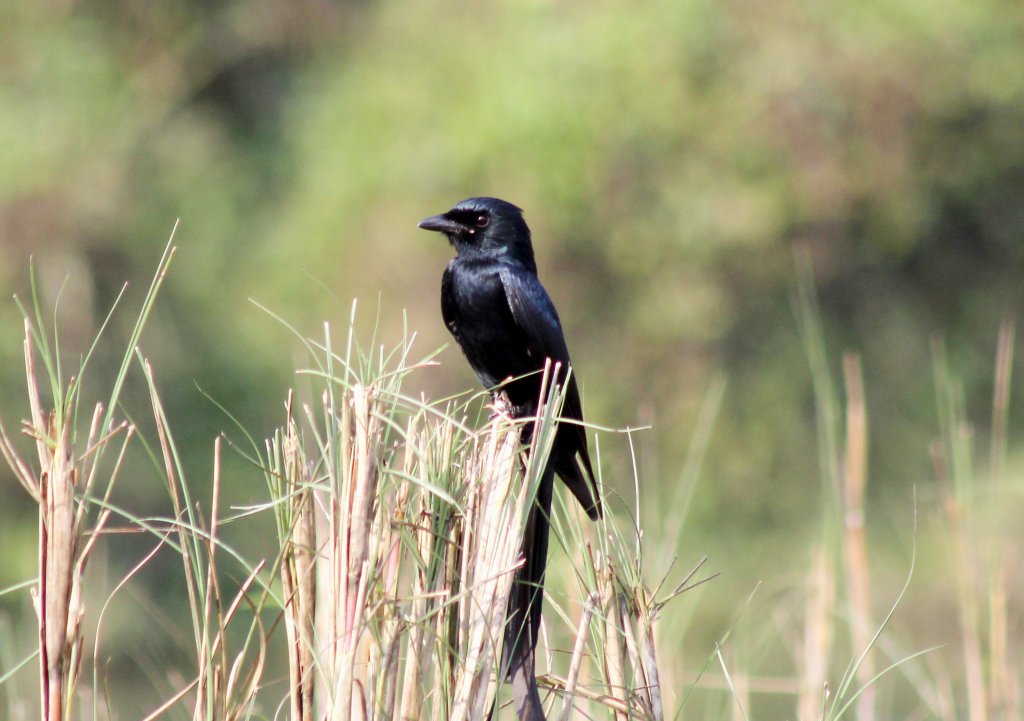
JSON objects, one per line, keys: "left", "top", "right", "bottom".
{"left": 503, "top": 464, "right": 554, "bottom": 720}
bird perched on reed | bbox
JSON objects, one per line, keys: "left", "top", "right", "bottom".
{"left": 419, "top": 197, "right": 602, "bottom": 720}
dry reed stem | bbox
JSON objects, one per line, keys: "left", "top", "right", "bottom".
{"left": 620, "top": 597, "right": 645, "bottom": 700}
{"left": 989, "top": 316, "right": 1013, "bottom": 485}
{"left": 212, "top": 560, "right": 268, "bottom": 718}
{"left": 600, "top": 560, "right": 627, "bottom": 721}
{"left": 318, "top": 382, "right": 392, "bottom": 721}
{"left": 374, "top": 430, "right": 409, "bottom": 721}
{"left": 987, "top": 567, "right": 1020, "bottom": 721}
{"left": 19, "top": 325, "right": 78, "bottom": 721}
{"left": 322, "top": 383, "right": 382, "bottom": 720}
{"left": 145, "top": 357, "right": 204, "bottom": 650}
{"left": 39, "top": 409, "right": 77, "bottom": 721}
{"left": 841, "top": 353, "right": 874, "bottom": 721}
{"left": 200, "top": 446, "right": 269, "bottom": 721}
{"left": 195, "top": 438, "right": 223, "bottom": 721}
{"left": 799, "top": 544, "right": 834, "bottom": 721}
{"left": 986, "top": 319, "right": 1019, "bottom": 721}
{"left": 30, "top": 331, "right": 77, "bottom": 721}
{"left": 0, "top": 323, "right": 133, "bottom": 721}
{"left": 638, "top": 605, "right": 664, "bottom": 721}
{"left": 941, "top": 468, "right": 987, "bottom": 721}
{"left": 449, "top": 419, "right": 523, "bottom": 721}
{"left": 541, "top": 675, "right": 631, "bottom": 713}
{"left": 396, "top": 420, "right": 427, "bottom": 721}
{"left": 559, "top": 591, "right": 599, "bottom": 721}
{"left": 398, "top": 482, "right": 431, "bottom": 721}
{"left": 278, "top": 393, "right": 316, "bottom": 721}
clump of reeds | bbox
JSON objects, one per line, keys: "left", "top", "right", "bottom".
{"left": 247, "top": 307, "right": 716, "bottom": 721}
{"left": 255, "top": 319, "right": 578, "bottom": 718}
{"left": 0, "top": 240, "right": 276, "bottom": 721}
{"left": 930, "top": 317, "right": 1022, "bottom": 721}
{"left": 0, "top": 322, "right": 133, "bottom": 721}
{"left": 0, "top": 247, "right": 723, "bottom": 720}
{"left": 0, "top": 241, "right": 174, "bottom": 721}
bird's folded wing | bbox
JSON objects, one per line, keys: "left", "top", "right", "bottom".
{"left": 499, "top": 265, "right": 602, "bottom": 518}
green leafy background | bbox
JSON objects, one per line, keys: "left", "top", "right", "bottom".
{"left": 2, "top": 0, "right": 1023, "bottom": 716}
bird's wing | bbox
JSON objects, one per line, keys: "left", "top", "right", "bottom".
{"left": 499, "top": 265, "right": 601, "bottom": 517}
{"left": 498, "top": 264, "right": 571, "bottom": 372}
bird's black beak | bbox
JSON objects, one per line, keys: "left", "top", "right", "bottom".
{"left": 418, "top": 213, "right": 462, "bottom": 235}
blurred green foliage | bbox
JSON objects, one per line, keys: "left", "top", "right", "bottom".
{"left": 1, "top": 0, "right": 1023, "bottom": 714}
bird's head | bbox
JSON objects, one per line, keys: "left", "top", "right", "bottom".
{"left": 418, "top": 197, "right": 537, "bottom": 272}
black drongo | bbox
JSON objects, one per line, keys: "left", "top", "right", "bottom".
{"left": 419, "top": 197, "right": 602, "bottom": 720}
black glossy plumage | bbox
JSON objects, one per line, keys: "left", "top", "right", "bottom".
{"left": 419, "top": 197, "right": 602, "bottom": 720}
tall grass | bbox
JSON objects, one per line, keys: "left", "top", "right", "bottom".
{"left": 0, "top": 237, "right": 173, "bottom": 721}
{"left": 1, "top": 246, "right": 1022, "bottom": 720}
{"left": 0, "top": 248, "right": 701, "bottom": 720}
{"left": 244, "top": 306, "right": 706, "bottom": 720}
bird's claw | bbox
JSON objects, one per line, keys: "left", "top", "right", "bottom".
{"left": 489, "top": 391, "right": 515, "bottom": 421}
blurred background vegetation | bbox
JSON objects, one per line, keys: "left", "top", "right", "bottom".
{"left": 2, "top": 0, "right": 1023, "bottom": 717}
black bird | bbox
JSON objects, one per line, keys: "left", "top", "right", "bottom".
{"left": 419, "top": 197, "right": 601, "bottom": 720}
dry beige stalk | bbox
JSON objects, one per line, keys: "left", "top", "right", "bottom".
{"left": 799, "top": 544, "right": 834, "bottom": 721}
{"left": 38, "top": 409, "right": 77, "bottom": 721}
{"left": 449, "top": 419, "right": 523, "bottom": 721}
{"left": 638, "top": 604, "right": 664, "bottom": 721}
{"left": 318, "top": 383, "right": 385, "bottom": 721}
{"left": 0, "top": 323, "right": 131, "bottom": 721}
{"left": 559, "top": 592, "right": 599, "bottom": 721}
{"left": 281, "top": 396, "right": 317, "bottom": 721}
{"left": 987, "top": 567, "right": 1020, "bottom": 721}
{"left": 842, "top": 353, "right": 874, "bottom": 721}
{"left": 986, "top": 319, "right": 1019, "bottom": 721}
{"left": 542, "top": 674, "right": 631, "bottom": 713}
{"left": 600, "top": 560, "right": 627, "bottom": 721}
{"left": 398, "top": 487, "right": 431, "bottom": 721}
{"left": 989, "top": 316, "right": 1014, "bottom": 484}
{"left": 947, "top": 493, "right": 987, "bottom": 721}
{"left": 620, "top": 596, "right": 649, "bottom": 714}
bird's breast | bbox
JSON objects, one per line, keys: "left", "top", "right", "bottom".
{"left": 441, "top": 262, "right": 535, "bottom": 389}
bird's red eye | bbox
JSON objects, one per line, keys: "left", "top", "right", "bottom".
{"left": 475, "top": 214, "right": 489, "bottom": 228}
